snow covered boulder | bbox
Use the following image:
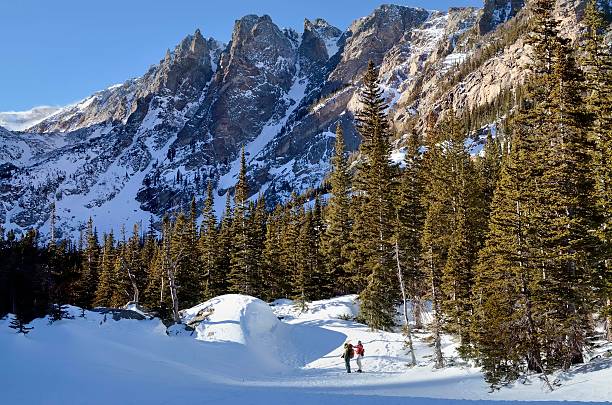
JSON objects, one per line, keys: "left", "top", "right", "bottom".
{"left": 182, "top": 294, "right": 345, "bottom": 370}
{"left": 182, "top": 295, "right": 278, "bottom": 345}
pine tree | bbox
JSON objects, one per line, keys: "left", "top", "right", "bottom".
{"left": 76, "top": 217, "right": 100, "bottom": 308}
{"left": 472, "top": 125, "right": 543, "bottom": 387}
{"left": 217, "top": 193, "right": 234, "bottom": 292}
{"left": 229, "top": 148, "right": 257, "bottom": 295}
{"left": 142, "top": 243, "right": 171, "bottom": 317}
{"left": 199, "top": 181, "right": 222, "bottom": 301}
{"left": 94, "top": 232, "right": 116, "bottom": 307}
{"left": 124, "top": 224, "right": 145, "bottom": 304}
{"left": 438, "top": 113, "right": 481, "bottom": 353}
{"left": 395, "top": 133, "right": 426, "bottom": 328}
{"left": 250, "top": 195, "right": 268, "bottom": 298}
{"left": 110, "top": 226, "right": 129, "bottom": 307}
{"left": 293, "top": 205, "right": 312, "bottom": 307}
{"left": 280, "top": 194, "right": 302, "bottom": 299}
{"left": 345, "top": 194, "right": 369, "bottom": 293}
{"left": 321, "top": 123, "right": 352, "bottom": 296}
{"left": 477, "top": 132, "right": 504, "bottom": 218}
{"left": 162, "top": 216, "right": 182, "bottom": 323}
{"left": 353, "top": 61, "right": 397, "bottom": 330}
{"left": 420, "top": 124, "right": 450, "bottom": 369}
{"left": 262, "top": 205, "right": 290, "bottom": 300}
{"left": 9, "top": 314, "right": 33, "bottom": 334}
{"left": 172, "top": 212, "right": 201, "bottom": 308}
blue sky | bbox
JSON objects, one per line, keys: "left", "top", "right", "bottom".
{"left": 0, "top": 0, "right": 481, "bottom": 111}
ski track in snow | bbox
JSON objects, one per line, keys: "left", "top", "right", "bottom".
{"left": 1, "top": 295, "right": 611, "bottom": 405}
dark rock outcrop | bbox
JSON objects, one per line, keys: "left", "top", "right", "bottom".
{"left": 477, "top": 0, "right": 524, "bottom": 35}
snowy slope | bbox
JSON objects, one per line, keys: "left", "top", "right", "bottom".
{"left": 1, "top": 295, "right": 611, "bottom": 404}
{"left": 0, "top": 106, "right": 62, "bottom": 131}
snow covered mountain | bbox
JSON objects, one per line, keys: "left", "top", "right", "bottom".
{"left": 0, "top": 0, "right": 596, "bottom": 239}
{"left": 0, "top": 106, "right": 62, "bottom": 131}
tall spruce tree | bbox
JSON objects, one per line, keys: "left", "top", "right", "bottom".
{"left": 321, "top": 123, "right": 352, "bottom": 296}
{"left": 76, "top": 217, "right": 100, "bottom": 308}
{"left": 229, "top": 148, "right": 257, "bottom": 295}
{"left": 172, "top": 212, "right": 201, "bottom": 308}
{"left": 199, "top": 181, "right": 223, "bottom": 301}
{"left": 353, "top": 61, "right": 397, "bottom": 330}
{"left": 262, "top": 205, "right": 291, "bottom": 300}
{"left": 94, "top": 232, "right": 116, "bottom": 307}
{"left": 395, "top": 133, "right": 426, "bottom": 328}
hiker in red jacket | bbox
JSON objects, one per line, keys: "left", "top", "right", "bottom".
{"left": 354, "top": 340, "right": 364, "bottom": 372}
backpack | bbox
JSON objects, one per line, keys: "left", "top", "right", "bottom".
{"left": 349, "top": 346, "right": 355, "bottom": 359}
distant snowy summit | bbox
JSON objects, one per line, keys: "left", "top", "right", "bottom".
{"left": 0, "top": 106, "right": 62, "bottom": 131}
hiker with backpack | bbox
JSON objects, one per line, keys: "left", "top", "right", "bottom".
{"left": 341, "top": 342, "right": 354, "bottom": 373}
{"left": 354, "top": 340, "right": 364, "bottom": 372}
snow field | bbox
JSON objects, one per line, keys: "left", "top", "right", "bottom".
{"left": 1, "top": 295, "right": 611, "bottom": 404}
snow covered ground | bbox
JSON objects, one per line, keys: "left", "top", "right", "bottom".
{"left": 1, "top": 295, "right": 611, "bottom": 404}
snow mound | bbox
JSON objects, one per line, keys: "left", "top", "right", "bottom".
{"left": 183, "top": 294, "right": 345, "bottom": 369}
{"left": 182, "top": 295, "right": 278, "bottom": 345}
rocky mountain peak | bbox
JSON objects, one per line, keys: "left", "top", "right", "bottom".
{"left": 190, "top": 28, "right": 207, "bottom": 55}
{"left": 299, "top": 18, "right": 342, "bottom": 80}
{"left": 306, "top": 18, "right": 342, "bottom": 40}
{"left": 477, "top": 0, "right": 524, "bottom": 34}
{"left": 175, "top": 13, "right": 298, "bottom": 161}
{"left": 329, "top": 5, "right": 430, "bottom": 85}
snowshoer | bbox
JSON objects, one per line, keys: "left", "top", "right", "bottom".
{"left": 354, "top": 340, "right": 364, "bottom": 372}
{"left": 341, "top": 342, "right": 354, "bottom": 373}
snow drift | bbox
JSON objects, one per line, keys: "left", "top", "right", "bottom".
{"left": 182, "top": 294, "right": 345, "bottom": 369}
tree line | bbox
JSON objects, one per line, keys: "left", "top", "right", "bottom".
{"left": 0, "top": 0, "right": 609, "bottom": 388}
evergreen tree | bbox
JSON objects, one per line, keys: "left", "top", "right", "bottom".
{"left": 438, "top": 113, "right": 481, "bottom": 353}
{"left": 395, "top": 133, "right": 426, "bottom": 328}
{"left": 262, "top": 205, "right": 291, "bottom": 300}
{"left": 229, "top": 148, "right": 258, "bottom": 295}
{"left": 321, "top": 123, "right": 352, "bottom": 296}
{"left": 9, "top": 314, "right": 33, "bottom": 334}
{"left": 142, "top": 243, "right": 171, "bottom": 317}
{"left": 353, "top": 61, "right": 397, "bottom": 330}
{"left": 199, "top": 181, "right": 223, "bottom": 301}
{"left": 420, "top": 122, "right": 452, "bottom": 369}
{"left": 217, "top": 193, "right": 234, "bottom": 292}
{"left": 280, "top": 194, "right": 302, "bottom": 298}
{"left": 250, "top": 195, "right": 268, "bottom": 298}
{"left": 94, "top": 232, "right": 116, "bottom": 307}
{"left": 76, "top": 217, "right": 100, "bottom": 308}
{"left": 172, "top": 212, "right": 201, "bottom": 308}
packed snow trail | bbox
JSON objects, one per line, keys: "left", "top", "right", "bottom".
{"left": 1, "top": 296, "right": 611, "bottom": 404}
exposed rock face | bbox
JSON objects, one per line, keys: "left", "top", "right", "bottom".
{"left": 328, "top": 5, "right": 430, "bottom": 86}
{"left": 0, "top": 1, "right": 601, "bottom": 239}
{"left": 477, "top": 0, "right": 524, "bottom": 35}
{"left": 299, "top": 18, "right": 342, "bottom": 81}
{"left": 178, "top": 15, "right": 298, "bottom": 155}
